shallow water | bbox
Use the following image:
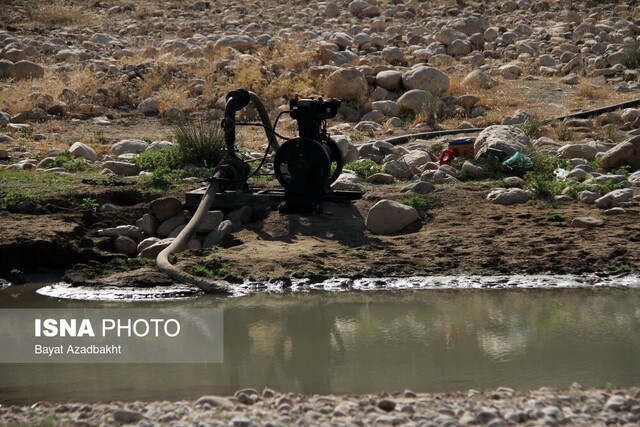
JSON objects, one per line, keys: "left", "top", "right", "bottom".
{"left": 1, "top": 278, "right": 640, "bottom": 404}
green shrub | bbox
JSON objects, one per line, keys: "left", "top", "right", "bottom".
{"left": 138, "top": 167, "right": 182, "bottom": 189}
{"left": 524, "top": 150, "right": 564, "bottom": 201}
{"left": 556, "top": 126, "right": 572, "bottom": 141}
{"left": 344, "top": 159, "right": 383, "bottom": 180}
{"left": 521, "top": 115, "right": 544, "bottom": 138}
{"left": 604, "top": 123, "right": 621, "bottom": 143}
{"left": 562, "top": 179, "right": 625, "bottom": 198}
{"left": 135, "top": 146, "right": 184, "bottom": 171}
{"left": 396, "top": 194, "right": 430, "bottom": 213}
{"left": 546, "top": 213, "right": 565, "bottom": 222}
{"left": 427, "top": 142, "right": 444, "bottom": 155}
{"left": 191, "top": 265, "right": 213, "bottom": 277}
{"left": 1, "top": 190, "right": 34, "bottom": 209}
{"left": 48, "top": 152, "right": 92, "bottom": 172}
{"left": 173, "top": 116, "right": 225, "bottom": 168}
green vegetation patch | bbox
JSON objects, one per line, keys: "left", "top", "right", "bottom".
{"left": 344, "top": 159, "right": 383, "bottom": 180}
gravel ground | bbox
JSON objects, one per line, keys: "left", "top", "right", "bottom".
{"left": 2, "top": 386, "right": 640, "bottom": 426}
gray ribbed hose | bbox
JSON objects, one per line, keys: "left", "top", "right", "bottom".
{"left": 156, "top": 180, "right": 232, "bottom": 294}
{"left": 155, "top": 90, "right": 276, "bottom": 294}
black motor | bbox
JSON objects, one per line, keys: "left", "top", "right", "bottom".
{"left": 274, "top": 97, "right": 343, "bottom": 213}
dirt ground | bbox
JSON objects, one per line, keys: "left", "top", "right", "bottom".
{"left": 19, "top": 178, "right": 633, "bottom": 289}
{"left": 174, "top": 184, "right": 640, "bottom": 281}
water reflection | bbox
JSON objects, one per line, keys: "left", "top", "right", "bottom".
{"left": 1, "top": 286, "right": 639, "bottom": 404}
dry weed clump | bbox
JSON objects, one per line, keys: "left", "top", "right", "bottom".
{"left": 155, "top": 86, "right": 198, "bottom": 113}
{"left": 0, "top": 74, "right": 66, "bottom": 114}
{"left": 447, "top": 74, "right": 468, "bottom": 97}
{"left": 574, "top": 82, "right": 611, "bottom": 100}
{"left": 24, "top": 0, "right": 90, "bottom": 26}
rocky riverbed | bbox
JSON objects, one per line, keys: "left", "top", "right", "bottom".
{"left": 2, "top": 387, "right": 640, "bottom": 426}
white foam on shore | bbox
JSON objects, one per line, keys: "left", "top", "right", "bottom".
{"left": 37, "top": 282, "right": 204, "bottom": 301}
{"left": 38, "top": 274, "right": 640, "bottom": 301}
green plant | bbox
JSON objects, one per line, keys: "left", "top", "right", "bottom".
{"left": 138, "top": 167, "right": 182, "bottom": 189}
{"left": 396, "top": 194, "right": 430, "bottom": 213}
{"left": 561, "top": 178, "right": 624, "bottom": 198}
{"left": 349, "top": 131, "right": 366, "bottom": 142}
{"left": 604, "top": 123, "right": 621, "bottom": 143}
{"left": 556, "top": 126, "right": 573, "bottom": 141}
{"left": 546, "top": 213, "right": 565, "bottom": 222}
{"left": 48, "top": 152, "right": 92, "bottom": 172}
{"left": 173, "top": 116, "right": 225, "bottom": 168}
{"left": 621, "top": 39, "right": 640, "bottom": 69}
{"left": 135, "top": 146, "right": 184, "bottom": 171}
{"left": 521, "top": 115, "right": 544, "bottom": 138}
{"left": 191, "top": 265, "right": 213, "bottom": 277}
{"left": 587, "top": 158, "right": 601, "bottom": 169}
{"left": 18, "top": 128, "right": 33, "bottom": 139}
{"left": 1, "top": 189, "right": 34, "bottom": 209}
{"left": 524, "top": 150, "right": 564, "bottom": 202}
{"left": 80, "top": 197, "right": 99, "bottom": 211}
{"left": 616, "top": 165, "right": 632, "bottom": 176}
{"left": 414, "top": 94, "right": 442, "bottom": 126}
{"left": 344, "top": 159, "right": 383, "bottom": 180}
{"left": 609, "top": 264, "right": 633, "bottom": 272}
{"left": 427, "top": 142, "right": 444, "bottom": 155}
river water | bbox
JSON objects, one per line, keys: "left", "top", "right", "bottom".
{"left": 1, "top": 277, "right": 640, "bottom": 404}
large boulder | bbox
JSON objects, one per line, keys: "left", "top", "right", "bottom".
{"left": 111, "top": 139, "right": 149, "bottom": 155}
{"left": 332, "top": 170, "right": 365, "bottom": 192}
{"left": 375, "top": 70, "right": 403, "bottom": 91}
{"left": 12, "top": 60, "right": 44, "bottom": 80}
{"left": 69, "top": 142, "right": 97, "bottom": 162}
{"left": 96, "top": 225, "right": 144, "bottom": 241}
{"left": 213, "top": 35, "right": 257, "bottom": 52}
{"left": 486, "top": 188, "right": 529, "bottom": 205}
{"left": 401, "top": 66, "right": 450, "bottom": 96}
{"left": 101, "top": 161, "right": 139, "bottom": 176}
{"left": 0, "top": 59, "right": 14, "bottom": 78}
{"left": 150, "top": 197, "right": 183, "bottom": 221}
{"left": 371, "top": 100, "right": 400, "bottom": 117}
{"left": 462, "top": 70, "right": 498, "bottom": 89}
{"left": 203, "top": 220, "right": 233, "bottom": 248}
{"left": 324, "top": 68, "right": 368, "bottom": 102}
{"left": 599, "top": 136, "right": 640, "bottom": 170}
{"left": 594, "top": 188, "right": 634, "bottom": 209}
{"left": 474, "top": 125, "right": 531, "bottom": 158}
{"left": 383, "top": 159, "right": 415, "bottom": 179}
{"left": 325, "top": 2, "right": 340, "bottom": 17}
{"left": 365, "top": 199, "right": 419, "bottom": 235}
{"left": 436, "top": 27, "right": 467, "bottom": 46}
{"left": 397, "top": 89, "right": 441, "bottom": 114}
{"left": 557, "top": 143, "right": 598, "bottom": 160}
{"left": 137, "top": 97, "right": 160, "bottom": 116}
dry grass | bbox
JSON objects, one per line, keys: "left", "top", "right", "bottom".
{"left": 574, "top": 82, "right": 611, "bottom": 101}
{"left": 155, "top": 86, "right": 198, "bottom": 113}
{"left": 447, "top": 74, "right": 468, "bottom": 97}
{"left": 24, "top": 1, "right": 90, "bottom": 26}
{"left": 0, "top": 67, "right": 108, "bottom": 115}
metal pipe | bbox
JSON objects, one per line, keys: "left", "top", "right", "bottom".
{"left": 381, "top": 98, "right": 640, "bottom": 145}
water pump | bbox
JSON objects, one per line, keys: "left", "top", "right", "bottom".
{"left": 274, "top": 97, "right": 344, "bottom": 213}
{"left": 206, "top": 89, "right": 357, "bottom": 214}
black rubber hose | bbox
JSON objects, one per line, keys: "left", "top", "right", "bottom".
{"left": 382, "top": 98, "right": 640, "bottom": 145}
